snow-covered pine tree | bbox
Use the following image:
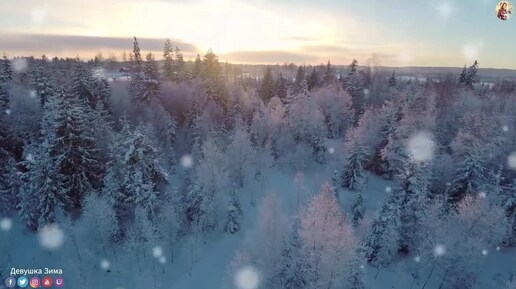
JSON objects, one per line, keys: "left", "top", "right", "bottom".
{"left": 0, "top": 53, "right": 13, "bottom": 83}
{"left": 224, "top": 188, "right": 242, "bottom": 234}
{"left": 53, "top": 88, "right": 101, "bottom": 209}
{"left": 70, "top": 63, "right": 96, "bottom": 108}
{"left": 193, "top": 54, "right": 202, "bottom": 78}
{"left": 387, "top": 70, "right": 396, "bottom": 87}
{"left": 396, "top": 160, "right": 430, "bottom": 253}
{"left": 0, "top": 151, "right": 18, "bottom": 216}
{"left": 32, "top": 60, "right": 54, "bottom": 107}
{"left": 364, "top": 194, "right": 400, "bottom": 267}
{"left": 351, "top": 191, "right": 366, "bottom": 227}
{"left": 139, "top": 52, "right": 161, "bottom": 103}
{"left": 259, "top": 66, "right": 275, "bottom": 104}
{"left": 278, "top": 221, "right": 307, "bottom": 289}
{"left": 183, "top": 172, "right": 215, "bottom": 237}
{"left": 342, "top": 141, "right": 367, "bottom": 191}
{"left": 163, "top": 39, "right": 175, "bottom": 81}
{"left": 174, "top": 46, "right": 185, "bottom": 81}
{"left": 448, "top": 151, "right": 485, "bottom": 205}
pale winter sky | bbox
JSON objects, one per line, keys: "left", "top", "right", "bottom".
{"left": 0, "top": 0, "right": 514, "bottom": 68}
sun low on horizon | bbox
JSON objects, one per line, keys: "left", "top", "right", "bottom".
{"left": 1, "top": 0, "right": 515, "bottom": 68}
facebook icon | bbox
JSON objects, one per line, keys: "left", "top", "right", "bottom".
{"left": 4, "top": 277, "right": 16, "bottom": 288}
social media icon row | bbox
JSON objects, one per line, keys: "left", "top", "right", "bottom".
{"left": 4, "top": 276, "right": 63, "bottom": 288}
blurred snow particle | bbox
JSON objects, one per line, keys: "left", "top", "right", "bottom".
{"left": 436, "top": 2, "right": 454, "bottom": 18}
{"left": 93, "top": 68, "right": 106, "bottom": 79}
{"left": 406, "top": 132, "right": 435, "bottom": 163}
{"left": 363, "top": 89, "right": 370, "bottom": 96}
{"left": 152, "top": 246, "right": 163, "bottom": 258}
{"left": 26, "top": 153, "right": 34, "bottom": 162}
{"left": 30, "top": 9, "right": 47, "bottom": 26}
{"left": 397, "top": 50, "right": 414, "bottom": 66}
{"left": 385, "top": 186, "right": 392, "bottom": 193}
{"left": 414, "top": 256, "right": 421, "bottom": 263}
{"left": 328, "top": 147, "right": 335, "bottom": 154}
{"left": 462, "top": 42, "right": 483, "bottom": 62}
{"left": 159, "top": 256, "right": 166, "bottom": 264}
{"left": 502, "top": 125, "right": 509, "bottom": 132}
{"left": 508, "top": 152, "right": 516, "bottom": 171}
{"left": 434, "top": 244, "right": 446, "bottom": 256}
{"left": 360, "top": 265, "right": 365, "bottom": 270}
{"left": 0, "top": 218, "right": 13, "bottom": 231}
{"left": 29, "top": 90, "right": 37, "bottom": 99}
{"left": 496, "top": 246, "right": 501, "bottom": 251}
{"left": 100, "top": 259, "right": 110, "bottom": 270}
{"left": 5, "top": 109, "right": 11, "bottom": 116}
{"left": 11, "top": 58, "right": 28, "bottom": 73}
{"left": 234, "top": 266, "right": 259, "bottom": 289}
{"left": 38, "top": 224, "right": 65, "bottom": 251}
{"left": 180, "top": 154, "right": 194, "bottom": 169}
{"left": 481, "top": 249, "right": 488, "bottom": 256}
{"left": 478, "top": 191, "right": 487, "bottom": 199}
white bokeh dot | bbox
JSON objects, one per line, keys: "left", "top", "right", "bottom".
{"left": 508, "top": 152, "right": 516, "bottom": 171}
{"left": 159, "top": 256, "right": 167, "bottom": 264}
{"left": 100, "top": 259, "right": 110, "bottom": 270}
{"left": 481, "top": 249, "right": 488, "bottom": 256}
{"left": 478, "top": 192, "right": 487, "bottom": 199}
{"left": 29, "top": 90, "right": 37, "bottom": 99}
{"left": 406, "top": 132, "right": 435, "bottom": 163}
{"left": 414, "top": 256, "right": 421, "bottom": 263}
{"left": 235, "top": 266, "right": 260, "bottom": 289}
{"left": 502, "top": 125, "right": 509, "bottom": 132}
{"left": 180, "top": 154, "right": 194, "bottom": 169}
{"left": 496, "top": 246, "right": 501, "bottom": 251}
{"left": 436, "top": 2, "right": 455, "bottom": 18}
{"left": 385, "top": 186, "right": 392, "bottom": 193}
{"left": 5, "top": 109, "right": 11, "bottom": 116}
{"left": 152, "top": 246, "right": 163, "bottom": 258}
{"left": 11, "top": 58, "right": 28, "bottom": 73}
{"left": 462, "top": 42, "right": 483, "bottom": 62}
{"left": 0, "top": 218, "right": 13, "bottom": 231}
{"left": 434, "top": 244, "right": 446, "bottom": 257}
{"left": 328, "top": 147, "right": 335, "bottom": 154}
{"left": 38, "top": 224, "right": 65, "bottom": 251}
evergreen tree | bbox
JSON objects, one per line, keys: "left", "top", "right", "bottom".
{"left": 0, "top": 53, "right": 13, "bottom": 83}
{"left": 387, "top": 70, "right": 397, "bottom": 87}
{"left": 70, "top": 63, "right": 96, "bottom": 108}
{"left": 139, "top": 52, "right": 161, "bottom": 103}
{"left": 458, "top": 65, "right": 468, "bottom": 85}
{"left": 293, "top": 66, "right": 305, "bottom": 94}
{"left": 259, "top": 66, "right": 275, "bottom": 104}
{"left": 307, "top": 67, "right": 320, "bottom": 91}
{"left": 224, "top": 189, "right": 242, "bottom": 234}
{"left": 465, "top": 60, "right": 479, "bottom": 88}
{"left": 279, "top": 221, "right": 307, "bottom": 289}
{"left": 449, "top": 151, "right": 485, "bottom": 205}
{"left": 323, "top": 60, "right": 336, "bottom": 85}
{"left": 163, "top": 39, "right": 175, "bottom": 80}
{"left": 365, "top": 195, "right": 400, "bottom": 267}
{"left": 351, "top": 191, "right": 365, "bottom": 227}
{"left": 32, "top": 61, "right": 54, "bottom": 107}
{"left": 183, "top": 172, "right": 216, "bottom": 236}
{"left": 174, "top": 46, "right": 185, "bottom": 81}
{"left": 341, "top": 142, "right": 367, "bottom": 191}
{"left": 275, "top": 72, "right": 288, "bottom": 102}
{"left": 193, "top": 54, "right": 202, "bottom": 78}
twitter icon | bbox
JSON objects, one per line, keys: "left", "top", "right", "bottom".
{"left": 17, "top": 276, "right": 29, "bottom": 288}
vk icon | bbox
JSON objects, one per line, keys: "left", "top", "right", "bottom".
{"left": 4, "top": 277, "right": 16, "bottom": 288}
{"left": 17, "top": 276, "right": 29, "bottom": 288}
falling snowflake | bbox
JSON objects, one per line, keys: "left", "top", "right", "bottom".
{"left": 180, "top": 154, "right": 194, "bottom": 169}
{"left": 100, "top": 259, "right": 110, "bottom": 270}
{"left": 92, "top": 68, "right": 106, "bottom": 79}
{"left": 436, "top": 2, "right": 455, "bottom": 18}
{"left": 152, "top": 246, "right": 163, "bottom": 258}
{"left": 434, "top": 244, "right": 446, "bottom": 256}
{"left": 159, "top": 256, "right": 166, "bottom": 264}
{"left": 496, "top": 246, "right": 501, "bottom": 251}
{"left": 235, "top": 266, "right": 260, "bottom": 289}
{"left": 508, "top": 152, "right": 516, "bottom": 171}
{"left": 385, "top": 186, "right": 392, "bottom": 193}
{"left": 5, "top": 109, "right": 11, "bottom": 116}
{"left": 30, "top": 9, "right": 47, "bottom": 26}
{"left": 0, "top": 218, "right": 13, "bottom": 231}
{"left": 328, "top": 147, "right": 335, "bottom": 154}
{"left": 11, "top": 58, "right": 28, "bottom": 73}
{"left": 38, "top": 224, "right": 65, "bottom": 251}
{"left": 502, "top": 125, "right": 509, "bottom": 132}
{"left": 29, "top": 90, "right": 37, "bottom": 99}
{"left": 414, "top": 256, "right": 421, "bottom": 263}
{"left": 481, "top": 249, "right": 488, "bottom": 256}
{"left": 462, "top": 42, "right": 483, "bottom": 62}
{"left": 406, "top": 132, "right": 435, "bottom": 163}
{"left": 26, "top": 153, "right": 34, "bottom": 162}
{"left": 478, "top": 192, "right": 487, "bottom": 199}
{"left": 363, "top": 89, "right": 370, "bottom": 96}
{"left": 360, "top": 265, "right": 365, "bottom": 270}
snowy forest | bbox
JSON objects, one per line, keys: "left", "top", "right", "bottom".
{"left": 0, "top": 37, "right": 516, "bottom": 289}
